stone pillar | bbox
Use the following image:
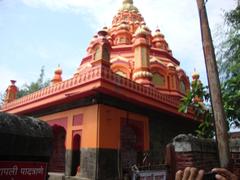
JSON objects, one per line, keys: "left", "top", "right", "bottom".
{"left": 65, "top": 150, "right": 72, "bottom": 177}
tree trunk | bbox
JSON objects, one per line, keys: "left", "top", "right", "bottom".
{"left": 196, "top": 0, "right": 230, "bottom": 168}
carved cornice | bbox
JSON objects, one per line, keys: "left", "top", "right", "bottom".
{"left": 2, "top": 66, "right": 195, "bottom": 120}
{"left": 2, "top": 66, "right": 102, "bottom": 111}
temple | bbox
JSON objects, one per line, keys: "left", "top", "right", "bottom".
{"left": 1, "top": 0, "right": 200, "bottom": 179}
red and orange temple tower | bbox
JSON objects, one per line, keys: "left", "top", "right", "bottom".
{"left": 1, "top": 0, "right": 200, "bottom": 179}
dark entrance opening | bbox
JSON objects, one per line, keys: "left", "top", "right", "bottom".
{"left": 120, "top": 119, "right": 144, "bottom": 176}
{"left": 49, "top": 125, "right": 66, "bottom": 173}
{"left": 71, "top": 134, "right": 81, "bottom": 176}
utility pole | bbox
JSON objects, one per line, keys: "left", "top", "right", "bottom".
{"left": 196, "top": 0, "right": 230, "bottom": 168}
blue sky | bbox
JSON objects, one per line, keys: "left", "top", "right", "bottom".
{"left": 0, "top": 0, "right": 237, "bottom": 93}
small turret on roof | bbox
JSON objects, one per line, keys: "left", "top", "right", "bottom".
{"left": 4, "top": 80, "right": 18, "bottom": 103}
{"left": 51, "top": 65, "right": 63, "bottom": 85}
{"left": 152, "top": 28, "right": 171, "bottom": 53}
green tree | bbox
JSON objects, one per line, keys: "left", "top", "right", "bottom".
{"left": 179, "top": 78, "right": 214, "bottom": 138}
{"left": 180, "top": 5, "right": 240, "bottom": 138}
{"left": 17, "top": 66, "right": 50, "bottom": 98}
{"left": 218, "top": 6, "right": 240, "bottom": 128}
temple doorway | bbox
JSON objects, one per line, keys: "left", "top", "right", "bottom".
{"left": 120, "top": 119, "right": 144, "bottom": 175}
{"left": 49, "top": 125, "right": 66, "bottom": 173}
{"left": 71, "top": 133, "right": 81, "bottom": 176}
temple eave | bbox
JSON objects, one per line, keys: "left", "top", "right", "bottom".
{"left": 1, "top": 66, "right": 196, "bottom": 121}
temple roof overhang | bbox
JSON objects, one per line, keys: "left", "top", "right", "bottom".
{"left": 1, "top": 65, "right": 196, "bottom": 122}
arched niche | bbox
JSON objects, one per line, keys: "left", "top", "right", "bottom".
{"left": 111, "top": 61, "right": 131, "bottom": 78}
{"left": 150, "top": 60, "right": 167, "bottom": 81}
{"left": 150, "top": 63, "right": 168, "bottom": 89}
{"left": 178, "top": 75, "right": 190, "bottom": 95}
{"left": 180, "top": 80, "right": 187, "bottom": 94}
{"left": 49, "top": 125, "right": 66, "bottom": 173}
{"left": 152, "top": 73, "right": 166, "bottom": 88}
{"left": 93, "top": 45, "right": 101, "bottom": 61}
{"left": 71, "top": 133, "right": 81, "bottom": 176}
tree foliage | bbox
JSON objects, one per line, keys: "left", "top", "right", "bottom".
{"left": 179, "top": 79, "right": 214, "bottom": 138}
{"left": 17, "top": 66, "right": 50, "bottom": 98}
{"left": 218, "top": 6, "right": 240, "bottom": 128}
{"left": 179, "top": 5, "right": 240, "bottom": 138}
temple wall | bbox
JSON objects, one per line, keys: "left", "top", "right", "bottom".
{"left": 98, "top": 104, "right": 149, "bottom": 150}
{"left": 40, "top": 105, "right": 98, "bottom": 150}
{"left": 40, "top": 105, "right": 98, "bottom": 178}
{"left": 40, "top": 104, "right": 150, "bottom": 180}
{"left": 149, "top": 116, "right": 198, "bottom": 165}
{"left": 96, "top": 104, "right": 149, "bottom": 179}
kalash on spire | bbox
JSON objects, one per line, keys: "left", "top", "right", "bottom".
{"left": 76, "top": 0, "right": 190, "bottom": 95}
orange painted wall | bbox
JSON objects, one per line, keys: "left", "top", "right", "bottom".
{"left": 98, "top": 104, "right": 149, "bottom": 151}
{"left": 39, "top": 104, "right": 149, "bottom": 151}
{"left": 40, "top": 105, "right": 98, "bottom": 150}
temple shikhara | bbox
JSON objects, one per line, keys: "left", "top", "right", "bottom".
{"left": 1, "top": 0, "right": 200, "bottom": 179}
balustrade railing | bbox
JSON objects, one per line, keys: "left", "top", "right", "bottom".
{"left": 2, "top": 66, "right": 182, "bottom": 111}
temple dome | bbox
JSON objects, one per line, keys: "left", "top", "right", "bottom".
{"left": 135, "top": 26, "right": 149, "bottom": 37}
{"left": 112, "top": 0, "right": 143, "bottom": 31}
{"left": 153, "top": 29, "right": 164, "bottom": 38}
{"left": 119, "top": 0, "right": 138, "bottom": 12}
{"left": 123, "top": 0, "right": 133, "bottom": 4}
{"left": 78, "top": 0, "right": 189, "bottom": 95}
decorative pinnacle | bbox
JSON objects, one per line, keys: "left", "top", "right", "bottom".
{"left": 10, "top": 80, "right": 16, "bottom": 85}
{"left": 98, "top": 27, "right": 108, "bottom": 37}
{"left": 123, "top": 0, "right": 133, "bottom": 4}
{"left": 192, "top": 68, "right": 200, "bottom": 80}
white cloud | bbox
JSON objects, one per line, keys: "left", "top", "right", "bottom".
{"left": 20, "top": 0, "right": 237, "bottom": 85}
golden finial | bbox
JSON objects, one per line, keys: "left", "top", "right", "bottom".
{"left": 120, "top": 0, "right": 138, "bottom": 12}
{"left": 192, "top": 68, "right": 200, "bottom": 80}
{"left": 123, "top": 0, "right": 133, "bottom": 4}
